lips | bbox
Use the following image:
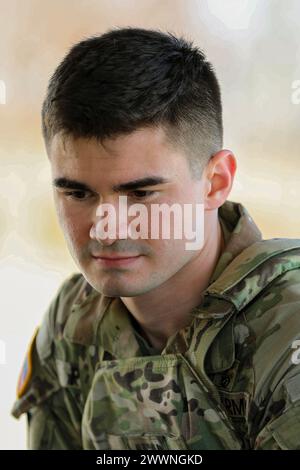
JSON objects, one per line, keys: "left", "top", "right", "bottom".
{"left": 92, "top": 254, "right": 140, "bottom": 260}
{"left": 91, "top": 254, "right": 142, "bottom": 267}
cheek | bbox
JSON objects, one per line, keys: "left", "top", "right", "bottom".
{"left": 56, "top": 204, "right": 91, "bottom": 244}
{"left": 149, "top": 237, "right": 193, "bottom": 265}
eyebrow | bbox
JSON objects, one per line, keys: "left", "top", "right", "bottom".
{"left": 52, "top": 176, "right": 170, "bottom": 193}
{"left": 53, "top": 178, "right": 92, "bottom": 192}
{"left": 113, "top": 176, "right": 170, "bottom": 192}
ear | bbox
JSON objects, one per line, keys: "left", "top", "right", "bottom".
{"left": 203, "top": 150, "right": 237, "bottom": 211}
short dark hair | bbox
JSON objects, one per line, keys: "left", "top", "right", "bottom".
{"left": 42, "top": 27, "right": 223, "bottom": 177}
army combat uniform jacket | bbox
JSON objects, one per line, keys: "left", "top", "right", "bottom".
{"left": 11, "top": 201, "right": 300, "bottom": 450}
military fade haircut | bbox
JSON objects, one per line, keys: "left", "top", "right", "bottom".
{"left": 41, "top": 27, "right": 223, "bottom": 178}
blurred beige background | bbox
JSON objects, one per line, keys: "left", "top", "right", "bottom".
{"left": 0, "top": 0, "right": 299, "bottom": 449}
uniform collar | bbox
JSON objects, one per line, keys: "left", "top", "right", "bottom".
{"left": 210, "top": 200, "right": 262, "bottom": 283}
{"left": 63, "top": 289, "right": 145, "bottom": 358}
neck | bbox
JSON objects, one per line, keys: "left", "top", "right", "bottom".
{"left": 121, "top": 214, "right": 224, "bottom": 351}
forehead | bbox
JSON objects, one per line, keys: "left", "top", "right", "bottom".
{"left": 48, "top": 127, "right": 189, "bottom": 183}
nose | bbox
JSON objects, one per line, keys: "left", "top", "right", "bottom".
{"left": 89, "top": 198, "right": 128, "bottom": 246}
{"left": 89, "top": 224, "right": 115, "bottom": 247}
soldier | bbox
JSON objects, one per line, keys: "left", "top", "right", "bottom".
{"left": 12, "top": 27, "right": 300, "bottom": 450}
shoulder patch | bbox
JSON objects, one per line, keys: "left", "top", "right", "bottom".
{"left": 17, "top": 327, "right": 39, "bottom": 399}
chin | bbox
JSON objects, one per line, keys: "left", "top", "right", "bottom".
{"left": 99, "top": 282, "right": 152, "bottom": 298}
{"left": 83, "top": 276, "right": 134, "bottom": 297}
{"left": 101, "top": 286, "right": 142, "bottom": 297}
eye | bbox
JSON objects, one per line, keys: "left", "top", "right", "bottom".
{"left": 129, "top": 190, "right": 156, "bottom": 200}
{"left": 64, "top": 190, "right": 92, "bottom": 201}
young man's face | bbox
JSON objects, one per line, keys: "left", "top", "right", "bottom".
{"left": 48, "top": 126, "right": 208, "bottom": 297}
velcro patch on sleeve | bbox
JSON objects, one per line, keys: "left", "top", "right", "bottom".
{"left": 17, "top": 328, "right": 39, "bottom": 399}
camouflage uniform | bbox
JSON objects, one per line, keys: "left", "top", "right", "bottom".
{"left": 11, "top": 200, "right": 300, "bottom": 449}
